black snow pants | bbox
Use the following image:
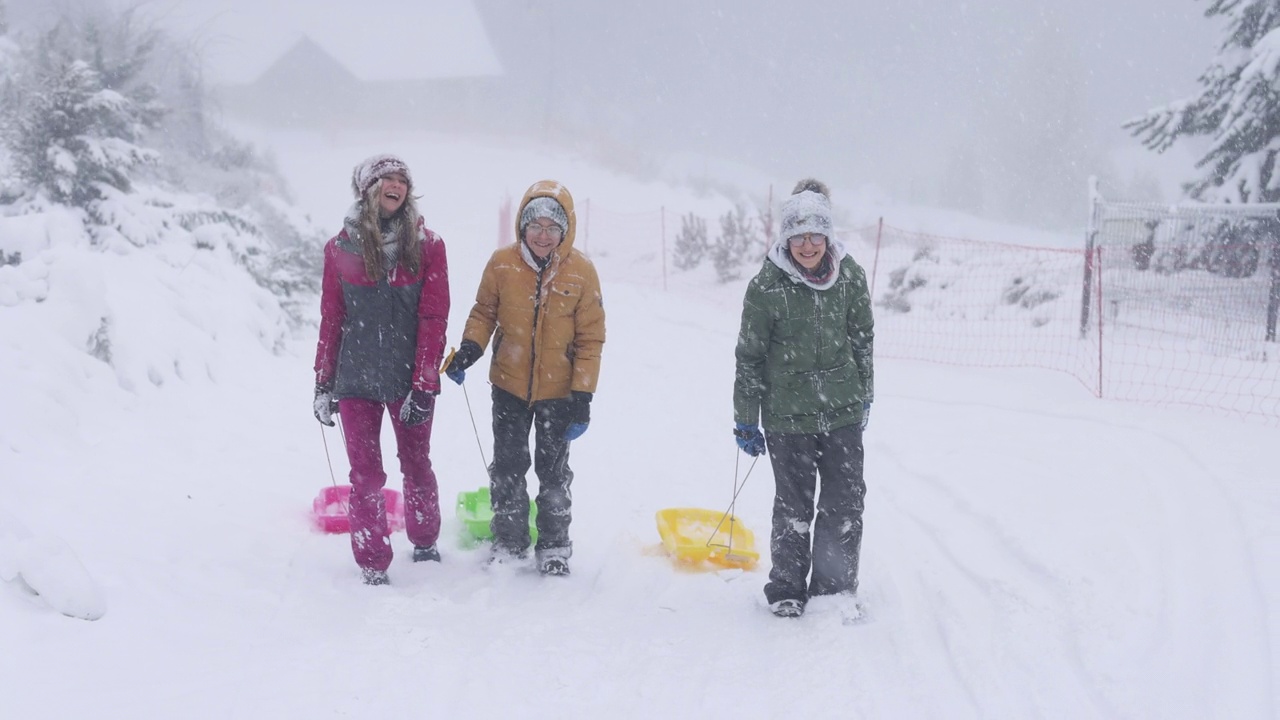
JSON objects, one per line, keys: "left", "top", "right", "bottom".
{"left": 489, "top": 386, "right": 574, "bottom": 557}
{"left": 763, "top": 423, "right": 866, "bottom": 605}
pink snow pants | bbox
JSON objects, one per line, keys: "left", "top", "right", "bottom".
{"left": 338, "top": 397, "right": 441, "bottom": 572}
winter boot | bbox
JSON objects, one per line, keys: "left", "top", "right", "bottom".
{"left": 538, "top": 557, "right": 570, "bottom": 576}
{"left": 488, "top": 544, "right": 529, "bottom": 567}
{"left": 535, "top": 546, "right": 571, "bottom": 576}
{"left": 770, "top": 598, "right": 805, "bottom": 618}
{"left": 361, "top": 568, "right": 390, "bottom": 586}
{"left": 412, "top": 545, "right": 441, "bottom": 563}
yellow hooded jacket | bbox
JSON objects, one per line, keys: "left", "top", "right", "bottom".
{"left": 461, "top": 181, "right": 606, "bottom": 403}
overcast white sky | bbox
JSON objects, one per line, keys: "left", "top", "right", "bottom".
{"left": 7, "top": 0, "right": 1225, "bottom": 208}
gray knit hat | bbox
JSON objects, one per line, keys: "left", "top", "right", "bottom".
{"left": 519, "top": 196, "right": 569, "bottom": 236}
{"left": 779, "top": 179, "right": 833, "bottom": 242}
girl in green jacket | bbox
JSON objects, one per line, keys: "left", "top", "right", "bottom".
{"left": 733, "top": 179, "right": 875, "bottom": 618}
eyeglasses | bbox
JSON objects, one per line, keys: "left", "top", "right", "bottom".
{"left": 788, "top": 233, "right": 828, "bottom": 248}
{"left": 526, "top": 224, "right": 564, "bottom": 240}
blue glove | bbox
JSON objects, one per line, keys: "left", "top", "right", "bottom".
{"left": 860, "top": 401, "right": 871, "bottom": 431}
{"left": 733, "top": 422, "right": 765, "bottom": 457}
{"left": 444, "top": 340, "right": 482, "bottom": 385}
{"left": 564, "top": 391, "right": 591, "bottom": 441}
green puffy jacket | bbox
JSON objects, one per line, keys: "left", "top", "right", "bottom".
{"left": 734, "top": 252, "right": 875, "bottom": 435}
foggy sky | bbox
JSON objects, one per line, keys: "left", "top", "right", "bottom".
{"left": 9, "top": 0, "right": 1222, "bottom": 208}
{"left": 472, "top": 0, "right": 1215, "bottom": 197}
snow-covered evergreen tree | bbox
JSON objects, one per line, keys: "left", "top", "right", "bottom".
{"left": 0, "top": 1, "right": 15, "bottom": 187}
{"left": 1126, "top": 0, "right": 1280, "bottom": 203}
{"left": 8, "top": 21, "right": 161, "bottom": 208}
{"left": 0, "top": 3, "right": 323, "bottom": 328}
{"left": 12, "top": 59, "right": 156, "bottom": 206}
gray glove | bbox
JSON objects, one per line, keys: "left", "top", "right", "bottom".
{"left": 314, "top": 384, "right": 338, "bottom": 426}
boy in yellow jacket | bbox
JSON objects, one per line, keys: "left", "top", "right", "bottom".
{"left": 445, "top": 180, "right": 605, "bottom": 575}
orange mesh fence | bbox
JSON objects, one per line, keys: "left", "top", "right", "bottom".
{"left": 498, "top": 197, "right": 1280, "bottom": 422}
{"left": 577, "top": 200, "right": 670, "bottom": 289}
{"left": 1089, "top": 201, "right": 1280, "bottom": 421}
{"left": 843, "top": 224, "right": 1102, "bottom": 396}
{"left": 847, "top": 219, "right": 1280, "bottom": 422}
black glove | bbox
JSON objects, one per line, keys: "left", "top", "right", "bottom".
{"left": 398, "top": 389, "right": 435, "bottom": 427}
{"left": 564, "top": 390, "right": 592, "bottom": 441}
{"left": 444, "top": 340, "right": 483, "bottom": 385}
{"left": 313, "top": 383, "right": 338, "bottom": 426}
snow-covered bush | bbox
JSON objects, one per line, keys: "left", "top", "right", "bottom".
{"left": 877, "top": 243, "right": 1067, "bottom": 328}
{"left": 709, "top": 203, "right": 765, "bottom": 283}
{"left": 672, "top": 212, "right": 707, "bottom": 271}
{"left": 669, "top": 200, "right": 769, "bottom": 283}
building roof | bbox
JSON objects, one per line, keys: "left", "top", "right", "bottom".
{"left": 252, "top": 36, "right": 359, "bottom": 91}
{"left": 142, "top": 0, "right": 502, "bottom": 85}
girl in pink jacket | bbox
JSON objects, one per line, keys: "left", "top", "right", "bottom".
{"left": 313, "top": 154, "right": 450, "bottom": 586}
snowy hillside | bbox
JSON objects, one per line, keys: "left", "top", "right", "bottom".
{"left": 2, "top": 128, "right": 1277, "bottom": 719}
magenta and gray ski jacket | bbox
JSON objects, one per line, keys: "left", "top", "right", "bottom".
{"left": 314, "top": 218, "right": 449, "bottom": 403}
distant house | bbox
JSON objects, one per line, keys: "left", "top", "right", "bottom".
{"left": 216, "top": 30, "right": 511, "bottom": 135}
{"left": 251, "top": 36, "right": 359, "bottom": 102}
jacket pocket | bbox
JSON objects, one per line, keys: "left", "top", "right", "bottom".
{"left": 548, "top": 282, "right": 582, "bottom": 318}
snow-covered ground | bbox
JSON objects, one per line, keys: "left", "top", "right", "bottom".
{"left": 2, "top": 128, "right": 1276, "bottom": 719}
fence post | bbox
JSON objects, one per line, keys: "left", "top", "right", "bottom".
{"left": 1095, "top": 245, "right": 1104, "bottom": 397}
{"left": 1079, "top": 176, "right": 1100, "bottom": 339}
{"left": 498, "top": 195, "right": 512, "bottom": 249}
{"left": 1268, "top": 233, "right": 1280, "bottom": 342}
{"left": 661, "top": 205, "right": 668, "bottom": 291}
{"left": 765, "top": 184, "right": 773, "bottom": 260}
{"left": 870, "top": 217, "right": 884, "bottom": 297}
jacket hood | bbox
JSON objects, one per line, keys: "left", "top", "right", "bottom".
{"left": 516, "top": 180, "right": 577, "bottom": 265}
{"left": 767, "top": 235, "right": 848, "bottom": 291}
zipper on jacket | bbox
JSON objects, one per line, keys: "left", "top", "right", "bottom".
{"left": 812, "top": 289, "right": 826, "bottom": 414}
{"left": 526, "top": 268, "right": 546, "bottom": 402}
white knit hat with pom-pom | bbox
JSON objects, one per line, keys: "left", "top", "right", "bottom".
{"left": 778, "top": 178, "right": 833, "bottom": 241}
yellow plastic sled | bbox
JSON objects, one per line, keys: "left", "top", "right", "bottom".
{"left": 655, "top": 508, "right": 759, "bottom": 570}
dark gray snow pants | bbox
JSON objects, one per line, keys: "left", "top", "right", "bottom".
{"left": 763, "top": 423, "right": 866, "bottom": 605}
{"left": 488, "top": 386, "right": 574, "bottom": 556}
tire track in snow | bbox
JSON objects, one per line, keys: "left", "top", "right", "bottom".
{"left": 874, "top": 441, "right": 1117, "bottom": 718}
{"left": 881, "top": 391, "right": 1273, "bottom": 718}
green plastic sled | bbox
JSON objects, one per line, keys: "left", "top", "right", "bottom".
{"left": 455, "top": 486, "right": 538, "bottom": 548}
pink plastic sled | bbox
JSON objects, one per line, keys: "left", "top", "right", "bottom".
{"left": 311, "top": 485, "right": 406, "bottom": 534}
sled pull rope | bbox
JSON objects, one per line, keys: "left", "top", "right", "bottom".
{"left": 319, "top": 413, "right": 351, "bottom": 488}
{"left": 441, "top": 346, "right": 490, "bottom": 471}
{"left": 461, "top": 380, "right": 489, "bottom": 470}
{"left": 707, "top": 451, "right": 758, "bottom": 557}
{"left": 320, "top": 423, "right": 338, "bottom": 488}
